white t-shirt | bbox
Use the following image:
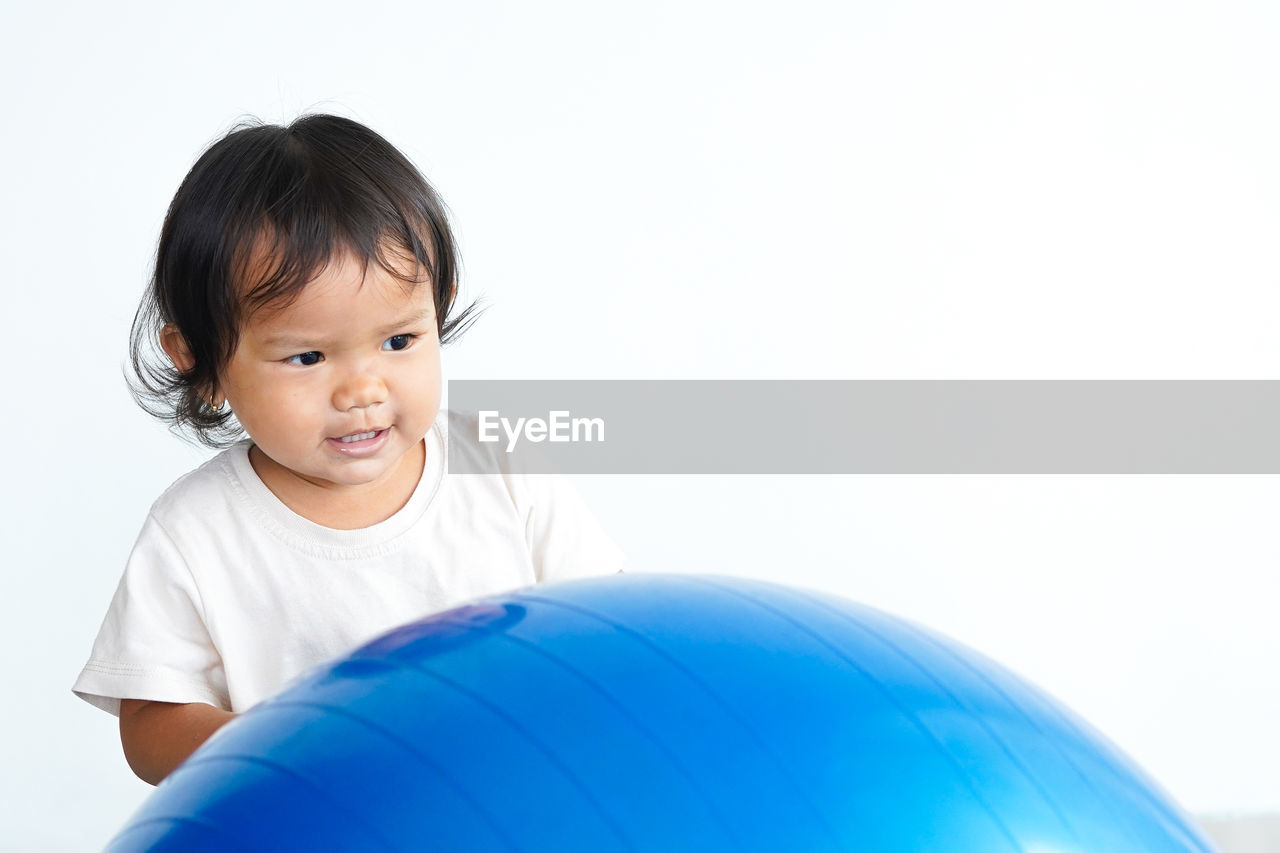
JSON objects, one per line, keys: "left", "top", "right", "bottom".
{"left": 72, "top": 409, "right": 625, "bottom": 717}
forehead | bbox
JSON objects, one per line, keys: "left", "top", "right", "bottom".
{"left": 243, "top": 248, "right": 434, "bottom": 342}
{"left": 244, "top": 235, "right": 430, "bottom": 310}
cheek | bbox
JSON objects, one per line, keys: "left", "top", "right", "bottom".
{"left": 398, "top": 349, "right": 442, "bottom": 407}
{"left": 410, "top": 339, "right": 442, "bottom": 373}
{"left": 238, "top": 376, "right": 323, "bottom": 431}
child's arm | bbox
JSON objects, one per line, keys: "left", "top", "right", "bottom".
{"left": 118, "top": 698, "right": 237, "bottom": 785}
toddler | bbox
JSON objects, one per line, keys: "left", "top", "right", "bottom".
{"left": 72, "top": 114, "right": 625, "bottom": 785}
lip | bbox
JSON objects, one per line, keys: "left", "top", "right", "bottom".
{"left": 326, "top": 427, "right": 391, "bottom": 457}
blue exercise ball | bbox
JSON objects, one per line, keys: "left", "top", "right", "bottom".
{"left": 106, "top": 573, "right": 1216, "bottom": 852}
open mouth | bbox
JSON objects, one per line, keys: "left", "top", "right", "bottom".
{"left": 338, "top": 430, "right": 382, "bottom": 443}
{"left": 327, "top": 428, "right": 391, "bottom": 455}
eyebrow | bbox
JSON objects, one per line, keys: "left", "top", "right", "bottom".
{"left": 376, "top": 306, "right": 435, "bottom": 337}
{"left": 260, "top": 306, "right": 435, "bottom": 350}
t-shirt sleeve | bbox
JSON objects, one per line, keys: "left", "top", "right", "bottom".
{"left": 71, "top": 514, "right": 230, "bottom": 717}
{"left": 519, "top": 471, "right": 627, "bottom": 583}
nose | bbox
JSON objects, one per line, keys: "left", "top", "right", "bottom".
{"left": 331, "top": 367, "right": 388, "bottom": 412}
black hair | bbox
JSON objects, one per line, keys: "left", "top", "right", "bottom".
{"left": 128, "top": 113, "right": 480, "bottom": 448}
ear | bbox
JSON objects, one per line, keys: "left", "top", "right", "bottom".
{"left": 159, "top": 324, "right": 196, "bottom": 374}
{"left": 161, "top": 325, "right": 223, "bottom": 406}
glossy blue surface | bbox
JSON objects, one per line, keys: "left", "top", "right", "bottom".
{"left": 108, "top": 573, "right": 1217, "bottom": 852}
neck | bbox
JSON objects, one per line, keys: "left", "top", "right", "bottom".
{"left": 247, "top": 440, "right": 426, "bottom": 530}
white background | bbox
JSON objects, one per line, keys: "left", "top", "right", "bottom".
{"left": 3, "top": 1, "right": 1278, "bottom": 849}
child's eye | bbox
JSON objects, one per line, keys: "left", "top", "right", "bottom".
{"left": 382, "top": 334, "right": 416, "bottom": 352}
{"left": 285, "top": 351, "right": 324, "bottom": 366}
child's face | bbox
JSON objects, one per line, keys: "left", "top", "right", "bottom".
{"left": 219, "top": 249, "right": 441, "bottom": 495}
